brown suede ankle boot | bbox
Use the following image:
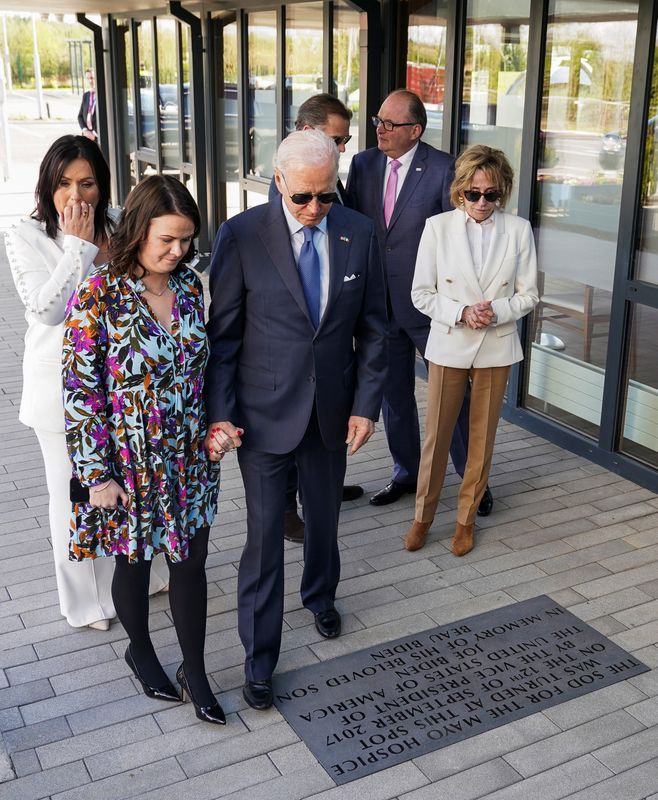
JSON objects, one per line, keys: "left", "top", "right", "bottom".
{"left": 451, "top": 522, "right": 474, "bottom": 556}
{"left": 404, "top": 521, "right": 431, "bottom": 551}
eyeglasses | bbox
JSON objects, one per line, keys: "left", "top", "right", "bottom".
{"left": 331, "top": 134, "right": 352, "bottom": 146}
{"left": 463, "top": 190, "right": 502, "bottom": 203}
{"left": 371, "top": 116, "right": 417, "bottom": 132}
{"left": 280, "top": 173, "right": 338, "bottom": 206}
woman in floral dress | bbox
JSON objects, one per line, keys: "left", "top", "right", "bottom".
{"left": 63, "top": 175, "right": 224, "bottom": 724}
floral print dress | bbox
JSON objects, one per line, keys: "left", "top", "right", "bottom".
{"left": 63, "top": 265, "right": 219, "bottom": 563}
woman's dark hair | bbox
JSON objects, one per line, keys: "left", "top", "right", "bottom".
{"left": 109, "top": 175, "right": 201, "bottom": 279}
{"left": 32, "top": 135, "right": 111, "bottom": 240}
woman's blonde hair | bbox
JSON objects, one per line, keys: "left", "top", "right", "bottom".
{"left": 450, "top": 145, "right": 514, "bottom": 210}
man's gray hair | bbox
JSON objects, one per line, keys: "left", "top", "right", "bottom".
{"left": 275, "top": 129, "right": 339, "bottom": 177}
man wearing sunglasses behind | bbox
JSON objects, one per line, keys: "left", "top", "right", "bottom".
{"left": 206, "top": 129, "right": 386, "bottom": 710}
{"left": 345, "top": 89, "right": 494, "bottom": 518}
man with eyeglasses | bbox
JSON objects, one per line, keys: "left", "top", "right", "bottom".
{"left": 267, "top": 93, "right": 361, "bottom": 544}
{"left": 345, "top": 89, "right": 494, "bottom": 516}
{"left": 206, "top": 129, "right": 386, "bottom": 710}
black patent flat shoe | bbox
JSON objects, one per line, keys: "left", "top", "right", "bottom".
{"left": 176, "top": 663, "right": 226, "bottom": 725}
{"left": 125, "top": 645, "right": 181, "bottom": 702}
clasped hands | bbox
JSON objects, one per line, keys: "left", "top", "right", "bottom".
{"left": 204, "top": 422, "right": 244, "bottom": 462}
{"left": 461, "top": 300, "right": 494, "bottom": 329}
{"left": 203, "top": 416, "right": 375, "bottom": 461}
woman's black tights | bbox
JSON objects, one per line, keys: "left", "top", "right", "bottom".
{"left": 112, "top": 527, "right": 215, "bottom": 705}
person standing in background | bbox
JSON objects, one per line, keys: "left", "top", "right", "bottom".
{"left": 6, "top": 135, "right": 168, "bottom": 630}
{"left": 345, "top": 89, "right": 494, "bottom": 518}
{"left": 78, "top": 69, "right": 97, "bottom": 142}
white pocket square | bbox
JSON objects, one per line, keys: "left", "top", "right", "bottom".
{"left": 343, "top": 273, "right": 358, "bottom": 282}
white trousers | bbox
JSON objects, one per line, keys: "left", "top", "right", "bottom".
{"left": 35, "top": 428, "right": 169, "bottom": 627}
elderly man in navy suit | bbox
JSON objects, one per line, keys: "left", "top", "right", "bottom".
{"left": 205, "top": 130, "right": 387, "bottom": 710}
{"left": 345, "top": 89, "right": 493, "bottom": 516}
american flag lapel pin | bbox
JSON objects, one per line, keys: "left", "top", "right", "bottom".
{"left": 339, "top": 235, "right": 350, "bottom": 243}
{"left": 415, "top": 167, "right": 422, "bottom": 171}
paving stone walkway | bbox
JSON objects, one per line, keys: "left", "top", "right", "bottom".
{"left": 2, "top": 236, "right": 658, "bottom": 800}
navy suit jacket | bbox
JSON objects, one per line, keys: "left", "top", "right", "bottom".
{"left": 345, "top": 140, "right": 454, "bottom": 329}
{"left": 205, "top": 198, "right": 387, "bottom": 454}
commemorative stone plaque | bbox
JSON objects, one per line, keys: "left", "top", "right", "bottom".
{"left": 273, "top": 595, "right": 648, "bottom": 785}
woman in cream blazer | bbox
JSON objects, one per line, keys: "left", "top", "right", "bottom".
{"left": 7, "top": 136, "right": 167, "bottom": 629}
{"left": 404, "top": 145, "right": 538, "bottom": 557}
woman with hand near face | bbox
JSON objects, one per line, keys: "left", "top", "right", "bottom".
{"left": 403, "top": 145, "right": 538, "bottom": 557}
{"left": 63, "top": 175, "right": 223, "bottom": 724}
{"left": 6, "top": 135, "right": 127, "bottom": 630}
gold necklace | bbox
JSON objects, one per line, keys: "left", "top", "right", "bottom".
{"left": 143, "top": 283, "right": 169, "bottom": 297}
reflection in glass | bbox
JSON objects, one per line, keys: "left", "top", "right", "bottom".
{"left": 334, "top": 1, "right": 362, "bottom": 182}
{"left": 181, "top": 26, "right": 192, "bottom": 165}
{"left": 286, "top": 3, "right": 323, "bottom": 135}
{"left": 247, "top": 11, "right": 277, "bottom": 179}
{"left": 137, "top": 20, "right": 156, "bottom": 151}
{"left": 525, "top": 1, "right": 638, "bottom": 437}
{"left": 406, "top": 0, "right": 448, "bottom": 152}
{"left": 635, "top": 27, "right": 658, "bottom": 285}
{"left": 621, "top": 304, "right": 658, "bottom": 468}
{"left": 220, "top": 21, "right": 240, "bottom": 218}
{"left": 157, "top": 19, "right": 179, "bottom": 170}
{"left": 461, "top": 0, "right": 530, "bottom": 213}
{"left": 117, "top": 20, "right": 137, "bottom": 189}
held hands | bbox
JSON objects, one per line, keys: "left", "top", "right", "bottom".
{"left": 461, "top": 300, "right": 494, "bottom": 329}
{"left": 346, "top": 415, "right": 375, "bottom": 456}
{"left": 60, "top": 200, "right": 95, "bottom": 243}
{"left": 205, "top": 421, "right": 244, "bottom": 462}
{"left": 89, "top": 478, "right": 128, "bottom": 509}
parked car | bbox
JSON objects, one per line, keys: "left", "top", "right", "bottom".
{"left": 599, "top": 131, "right": 626, "bottom": 169}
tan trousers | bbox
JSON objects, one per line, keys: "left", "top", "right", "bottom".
{"left": 415, "top": 364, "right": 510, "bottom": 527}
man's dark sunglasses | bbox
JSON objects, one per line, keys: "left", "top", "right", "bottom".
{"left": 331, "top": 134, "right": 352, "bottom": 146}
{"left": 281, "top": 173, "right": 338, "bottom": 205}
{"left": 371, "top": 116, "right": 416, "bottom": 131}
{"left": 463, "top": 190, "right": 502, "bottom": 203}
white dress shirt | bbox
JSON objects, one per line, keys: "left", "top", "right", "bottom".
{"left": 456, "top": 209, "right": 496, "bottom": 324}
{"left": 382, "top": 142, "right": 419, "bottom": 205}
{"left": 281, "top": 198, "right": 330, "bottom": 319}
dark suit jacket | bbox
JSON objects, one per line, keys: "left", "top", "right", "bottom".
{"left": 345, "top": 140, "right": 454, "bottom": 329}
{"left": 205, "top": 198, "right": 387, "bottom": 454}
{"left": 78, "top": 91, "right": 96, "bottom": 134}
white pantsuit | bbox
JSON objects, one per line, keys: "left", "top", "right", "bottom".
{"left": 6, "top": 218, "right": 167, "bottom": 628}
{"left": 412, "top": 208, "right": 539, "bottom": 526}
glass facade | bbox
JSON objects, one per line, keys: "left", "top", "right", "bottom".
{"left": 333, "top": 1, "right": 362, "bottom": 181}
{"left": 461, "top": 0, "right": 530, "bottom": 213}
{"left": 525, "top": 0, "right": 638, "bottom": 437}
{"left": 285, "top": 3, "right": 324, "bottom": 135}
{"left": 102, "top": 0, "right": 658, "bottom": 488}
{"left": 406, "top": 0, "right": 448, "bottom": 152}
{"left": 247, "top": 10, "right": 277, "bottom": 179}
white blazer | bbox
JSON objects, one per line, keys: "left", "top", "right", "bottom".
{"left": 6, "top": 218, "right": 99, "bottom": 432}
{"left": 412, "top": 208, "right": 539, "bottom": 369}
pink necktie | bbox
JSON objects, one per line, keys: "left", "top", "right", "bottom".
{"left": 87, "top": 91, "right": 95, "bottom": 130}
{"left": 383, "top": 159, "right": 401, "bottom": 227}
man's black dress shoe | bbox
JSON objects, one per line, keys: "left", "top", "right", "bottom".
{"left": 125, "top": 645, "right": 180, "bottom": 702}
{"left": 369, "top": 481, "right": 417, "bottom": 507}
{"left": 342, "top": 484, "right": 364, "bottom": 502}
{"left": 176, "top": 664, "right": 226, "bottom": 724}
{"left": 477, "top": 486, "right": 494, "bottom": 517}
{"left": 314, "top": 608, "right": 341, "bottom": 638}
{"left": 284, "top": 510, "right": 304, "bottom": 543}
{"left": 243, "top": 679, "right": 273, "bottom": 710}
